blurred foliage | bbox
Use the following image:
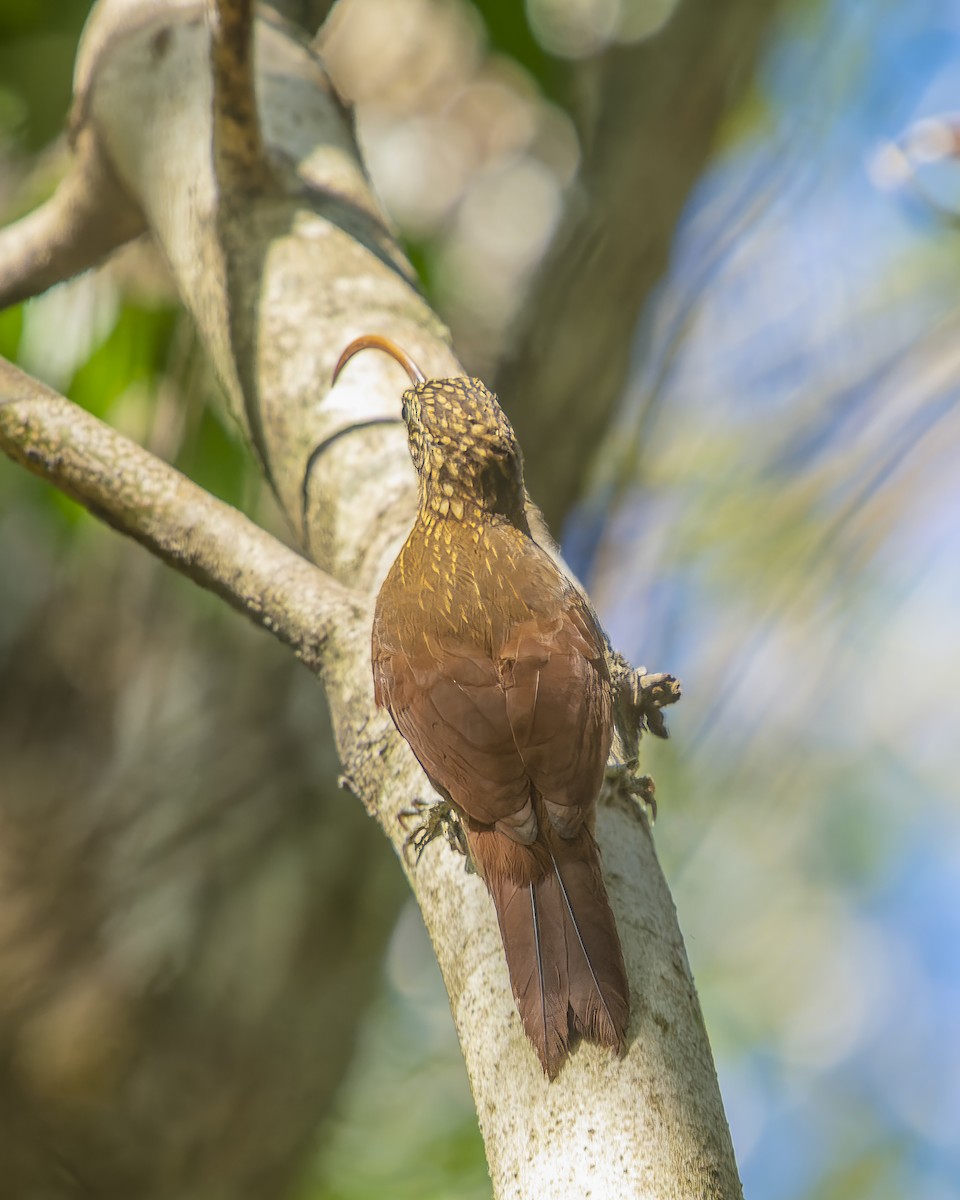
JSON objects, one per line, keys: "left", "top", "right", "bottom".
{"left": 3, "top": 1, "right": 960, "bottom": 1199}
{"left": 302, "top": 906, "right": 491, "bottom": 1200}
{"left": 0, "top": 0, "right": 88, "bottom": 151}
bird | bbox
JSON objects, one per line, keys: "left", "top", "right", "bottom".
{"left": 332, "top": 334, "right": 629, "bottom": 1077}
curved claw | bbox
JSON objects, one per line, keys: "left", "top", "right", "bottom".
{"left": 604, "top": 762, "right": 658, "bottom": 823}
{"left": 399, "top": 799, "right": 470, "bottom": 866}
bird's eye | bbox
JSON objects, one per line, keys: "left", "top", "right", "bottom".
{"left": 401, "top": 399, "right": 409, "bottom": 422}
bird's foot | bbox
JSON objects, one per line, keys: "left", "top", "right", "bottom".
{"left": 399, "top": 799, "right": 471, "bottom": 867}
{"left": 608, "top": 653, "right": 681, "bottom": 756}
{"left": 604, "top": 760, "right": 658, "bottom": 824}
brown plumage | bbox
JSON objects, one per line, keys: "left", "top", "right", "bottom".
{"left": 333, "top": 335, "right": 629, "bottom": 1076}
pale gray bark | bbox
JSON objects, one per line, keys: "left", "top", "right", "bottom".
{"left": 0, "top": 1, "right": 742, "bottom": 1196}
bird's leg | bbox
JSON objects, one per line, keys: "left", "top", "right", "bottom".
{"left": 603, "top": 760, "right": 658, "bottom": 823}
{"left": 601, "top": 654, "right": 680, "bottom": 826}
{"left": 399, "top": 798, "right": 472, "bottom": 868}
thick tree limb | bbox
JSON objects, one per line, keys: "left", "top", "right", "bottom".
{"left": 0, "top": 1, "right": 741, "bottom": 1196}
{"left": 497, "top": 0, "right": 781, "bottom": 526}
{"left": 0, "top": 355, "right": 362, "bottom": 673}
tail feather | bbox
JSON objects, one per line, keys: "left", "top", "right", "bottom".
{"left": 551, "top": 853, "right": 629, "bottom": 1050}
{"left": 496, "top": 875, "right": 569, "bottom": 1073}
{"left": 471, "top": 825, "right": 629, "bottom": 1077}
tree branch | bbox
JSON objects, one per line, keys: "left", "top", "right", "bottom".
{"left": 497, "top": 0, "right": 782, "bottom": 527}
{"left": 208, "top": 0, "right": 273, "bottom": 190}
{"left": 0, "top": 2, "right": 741, "bottom": 1195}
{"left": 0, "top": 355, "right": 362, "bottom": 674}
{"left": 0, "top": 127, "right": 145, "bottom": 309}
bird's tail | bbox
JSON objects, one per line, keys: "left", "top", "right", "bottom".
{"left": 468, "top": 823, "right": 629, "bottom": 1078}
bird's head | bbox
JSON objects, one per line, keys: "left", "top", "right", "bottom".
{"left": 333, "top": 334, "right": 526, "bottom": 523}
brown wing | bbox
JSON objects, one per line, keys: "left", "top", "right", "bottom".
{"left": 373, "top": 626, "right": 538, "bottom": 842}
{"left": 499, "top": 596, "right": 612, "bottom": 837}
{"left": 373, "top": 592, "right": 611, "bottom": 844}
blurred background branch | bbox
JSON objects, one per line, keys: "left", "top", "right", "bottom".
{"left": 494, "top": 0, "right": 782, "bottom": 527}
{"left": 0, "top": 127, "right": 144, "bottom": 308}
